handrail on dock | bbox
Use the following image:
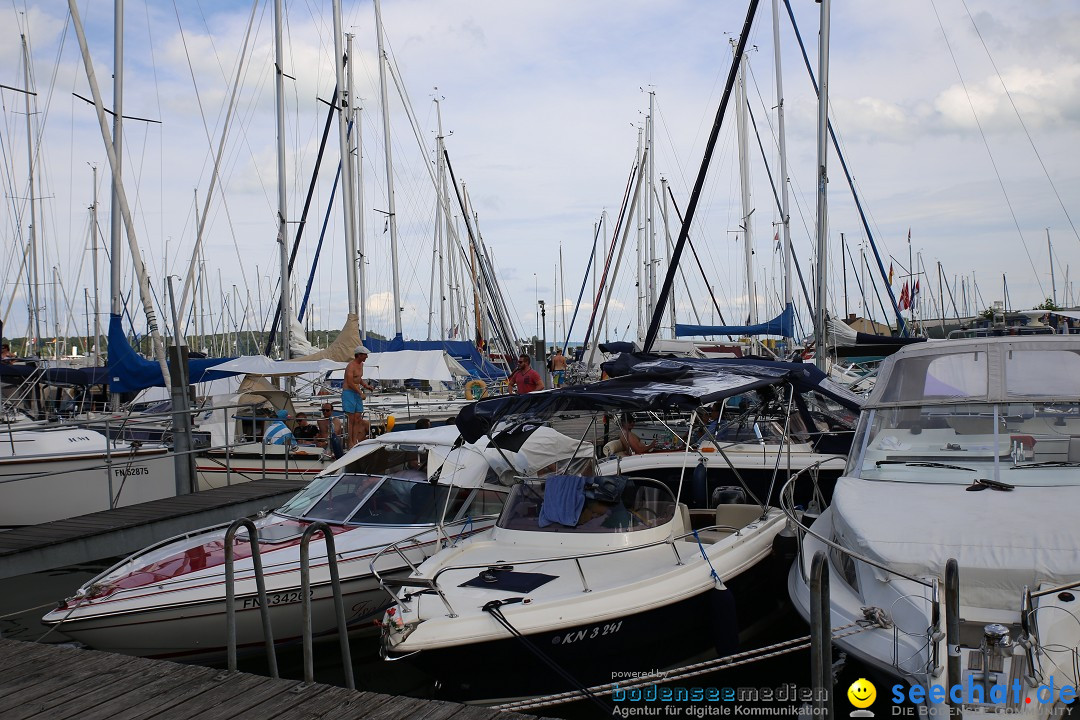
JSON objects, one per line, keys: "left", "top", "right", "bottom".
{"left": 224, "top": 518, "right": 278, "bottom": 677}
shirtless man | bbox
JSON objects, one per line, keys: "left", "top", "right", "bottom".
{"left": 549, "top": 348, "right": 567, "bottom": 388}
{"left": 344, "top": 345, "right": 375, "bottom": 448}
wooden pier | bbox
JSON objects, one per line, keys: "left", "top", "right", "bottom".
{"left": 0, "top": 477, "right": 308, "bottom": 579}
{"left": 0, "top": 638, "right": 546, "bottom": 719}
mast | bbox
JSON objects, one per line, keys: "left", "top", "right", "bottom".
{"left": 68, "top": 0, "right": 169, "bottom": 382}
{"left": 559, "top": 243, "right": 567, "bottom": 347}
{"left": 733, "top": 42, "right": 757, "bottom": 326}
{"left": 109, "top": 0, "right": 123, "bottom": 406}
{"left": 1048, "top": 228, "right": 1056, "bottom": 306}
{"left": 635, "top": 126, "right": 645, "bottom": 342}
{"left": 373, "top": 0, "right": 402, "bottom": 338}
{"left": 435, "top": 96, "right": 449, "bottom": 340}
{"left": 334, "top": 3, "right": 358, "bottom": 317}
{"left": 813, "top": 0, "right": 832, "bottom": 371}
{"left": 771, "top": 0, "right": 793, "bottom": 350}
{"left": 273, "top": 0, "right": 290, "bottom": 358}
{"left": 21, "top": 35, "right": 41, "bottom": 355}
{"left": 646, "top": 90, "right": 657, "bottom": 323}
{"left": 350, "top": 38, "right": 367, "bottom": 340}
{"left": 662, "top": 177, "right": 676, "bottom": 336}
{"left": 90, "top": 165, "right": 101, "bottom": 364}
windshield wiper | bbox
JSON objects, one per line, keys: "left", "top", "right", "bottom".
{"left": 875, "top": 460, "right": 975, "bottom": 472}
{"left": 1009, "top": 461, "right": 1080, "bottom": 469}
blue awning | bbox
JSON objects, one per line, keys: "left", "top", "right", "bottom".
{"left": 675, "top": 303, "right": 794, "bottom": 338}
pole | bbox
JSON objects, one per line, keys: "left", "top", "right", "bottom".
{"left": 646, "top": 90, "right": 657, "bottom": 323}
{"left": 22, "top": 36, "right": 41, "bottom": 355}
{"left": 273, "top": 0, "right": 290, "bottom": 359}
{"left": 166, "top": 276, "right": 195, "bottom": 496}
{"left": 374, "top": 0, "right": 402, "bottom": 338}
{"left": 772, "top": 0, "right": 793, "bottom": 350}
{"left": 109, "top": 0, "right": 123, "bottom": 407}
{"left": 1048, "top": 228, "right": 1056, "bottom": 306}
{"left": 813, "top": 0, "right": 831, "bottom": 371}
{"left": 841, "top": 233, "right": 848, "bottom": 319}
{"left": 734, "top": 45, "right": 757, "bottom": 326}
{"left": 335, "top": 11, "right": 359, "bottom": 316}
{"left": 90, "top": 165, "right": 101, "bottom": 365}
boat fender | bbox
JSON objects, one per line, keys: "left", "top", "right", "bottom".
{"left": 464, "top": 379, "right": 488, "bottom": 400}
{"left": 690, "top": 460, "right": 708, "bottom": 507}
{"left": 708, "top": 586, "right": 739, "bottom": 657}
{"left": 385, "top": 415, "right": 395, "bottom": 432}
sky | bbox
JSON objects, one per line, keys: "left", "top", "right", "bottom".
{"left": 1, "top": 0, "right": 1079, "bottom": 353}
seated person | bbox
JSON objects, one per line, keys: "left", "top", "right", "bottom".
{"left": 619, "top": 413, "right": 659, "bottom": 455}
{"left": 292, "top": 412, "right": 320, "bottom": 444}
{"left": 317, "top": 403, "right": 345, "bottom": 457}
{"left": 692, "top": 403, "right": 723, "bottom": 446}
{"left": 263, "top": 409, "right": 296, "bottom": 446}
{"left": 397, "top": 454, "right": 427, "bottom": 482}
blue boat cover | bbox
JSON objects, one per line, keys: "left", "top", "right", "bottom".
{"left": 675, "top": 303, "right": 795, "bottom": 338}
{"left": 106, "top": 315, "right": 239, "bottom": 393}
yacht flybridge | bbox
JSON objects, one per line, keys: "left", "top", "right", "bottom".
{"left": 787, "top": 336, "right": 1080, "bottom": 718}
{"left": 42, "top": 424, "right": 589, "bottom": 660}
{"left": 377, "top": 355, "right": 855, "bottom": 702}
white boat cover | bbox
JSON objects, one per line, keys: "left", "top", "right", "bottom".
{"left": 363, "top": 350, "right": 469, "bottom": 383}
{"left": 830, "top": 475, "right": 1080, "bottom": 610}
{"left": 211, "top": 355, "right": 348, "bottom": 376}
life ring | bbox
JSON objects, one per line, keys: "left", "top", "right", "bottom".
{"left": 464, "top": 379, "right": 488, "bottom": 400}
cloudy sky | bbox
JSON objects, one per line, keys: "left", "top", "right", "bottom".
{"left": 2, "top": 0, "right": 1078, "bottom": 352}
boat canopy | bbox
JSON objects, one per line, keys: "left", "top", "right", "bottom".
{"left": 0, "top": 362, "right": 109, "bottom": 387}
{"left": 456, "top": 352, "right": 862, "bottom": 442}
{"left": 865, "top": 335, "right": 1080, "bottom": 408}
{"left": 361, "top": 336, "right": 507, "bottom": 380}
{"left": 675, "top": 303, "right": 794, "bottom": 338}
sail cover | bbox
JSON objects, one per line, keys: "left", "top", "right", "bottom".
{"left": 456, "top": 352, "right": 862, "bottom": 442}
{"left": 106, "top": 314, "right": 238, "bottom": 393}
{"left": 675, "top": 303, "right": 795, "bottom": 338}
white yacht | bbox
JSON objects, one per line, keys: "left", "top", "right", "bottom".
{"left": 787, "top": 335, "right": 1080, "bottom": 717}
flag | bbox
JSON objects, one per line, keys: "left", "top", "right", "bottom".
{"left": 888, "top": 263, "right": 894, "bottom": 285}
{"left": 907, "top": 227, "right": 911, "bottom": 243}
{"left": 899, "top": 281, "right": 911, "bottom": 310}
{"left": 774, "top": 230, "right": 781, "bottom": 252}
{"left": 913, "top": 279, "right": 920, "bottom": 299}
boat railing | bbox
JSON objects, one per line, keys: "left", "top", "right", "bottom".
{"left": 298, "top": 522, "right": 353, "bottom": 689}
{"left": 780, "top": 462, "right": 943, "bottom": 677}
{"left": 224, "top": 518, "right": 277, "bottom": 677}
{"left": 374, "top": 517, "right": 764, "bottom": 620}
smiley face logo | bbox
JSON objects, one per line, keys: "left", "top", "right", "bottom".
{"left": 847, "top": 678, "right": 876, "bottom": 709}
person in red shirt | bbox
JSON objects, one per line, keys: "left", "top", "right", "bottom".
{"left": 508, "top": 353, "right": 543, "bottom": 394}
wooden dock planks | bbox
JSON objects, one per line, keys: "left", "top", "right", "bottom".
{"left": 0, "top": 639, "right": 553, "bottom": 720}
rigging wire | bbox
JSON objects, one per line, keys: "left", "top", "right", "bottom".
{"left": 959, "top": 0, "right": 1080, "bottom": 249}
{"left": 927, "top": 0, "right": 1045, "bottom": 299}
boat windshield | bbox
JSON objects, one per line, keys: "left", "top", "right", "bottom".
{"left": 497, "top": 476, "right": 677, "bottom": 533}
{"left": 277, "top": 473, "right": 470, "bottom": 525}
{"left": 848, "top": 401, "right": 1080, "bottom": 486}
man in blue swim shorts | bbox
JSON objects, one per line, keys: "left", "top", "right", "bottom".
{"left": 344, "top": 345, "right": 375, "bottom": 448}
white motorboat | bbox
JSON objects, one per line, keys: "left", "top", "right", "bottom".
{"left": 379, "top": 474, "right": 787, "bottom": 702}
{"left": 42, "top": 424, "right": 589, "bottom": 660}
{"left": 787, "top": 335, "right": 1080, "bottom": 718}
{"left": 0, "top": 427, "right": 173, "bottom": 526}
{"left": 377, "top": 355, "right": 828, "bottom": 702}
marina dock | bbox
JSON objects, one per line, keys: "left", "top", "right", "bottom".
{"left": 0, "top": 637, "right": 544, "bottom": 719}
{"left": 0, "top": 478, "right": 308, "bottom": 579}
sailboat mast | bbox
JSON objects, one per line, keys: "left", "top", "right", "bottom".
{"left": 334, "top": 2, "right": 358, "bottom": 317}
{"left": 734, "top": 45, "right": 757, "bottom": 327}
{"left": 771, "top": 0, "right": 793, "bottom": 349}
{"left": 646, "top": 90, "right": 657, "bottom": 324}
{"left": 109, "top": 0, "right": 123, "bottom": 407}
{"left": 1048, "top": 228, "right": 1056, "bottom": 306}
{"left": 349, "top": 35, "right": 367, "bottom": 341}
{"left": 374, "top": 0, "right": 402, "bottom": 338}
{"left": 89, "top": 166, "right": 101, "bottom": 364}
{"left": 435, "top": 97, "right": 448, "bottom": 340}
{"left": 635, "top": 126, "right": 645, "bottom": 342}
{"left": 21, "top": 35, "right": 41, "bottom": 354}
{"left": 813, "top": 0, "right": 832, "bottom": 371}
{"left": 273, "top": 0, "right": 290, "bottom": 358}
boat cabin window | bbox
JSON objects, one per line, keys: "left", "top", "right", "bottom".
{"left": 497, "top": 476, "right": 677, "bottom": 533}
{"left": 849, "top": 401, "right": 1080, "bottom": 486}
{"left": 1005, "top": 350, "right": 1080, "bottom": 396}
{"left": 276, "top": 472, "right": 474, "bottom": 525}
{"left": 342, "top": 445, "right": 433, "bottom": 479}
{"left": 877, "top": 351, "right": 988, "bottom": 404}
